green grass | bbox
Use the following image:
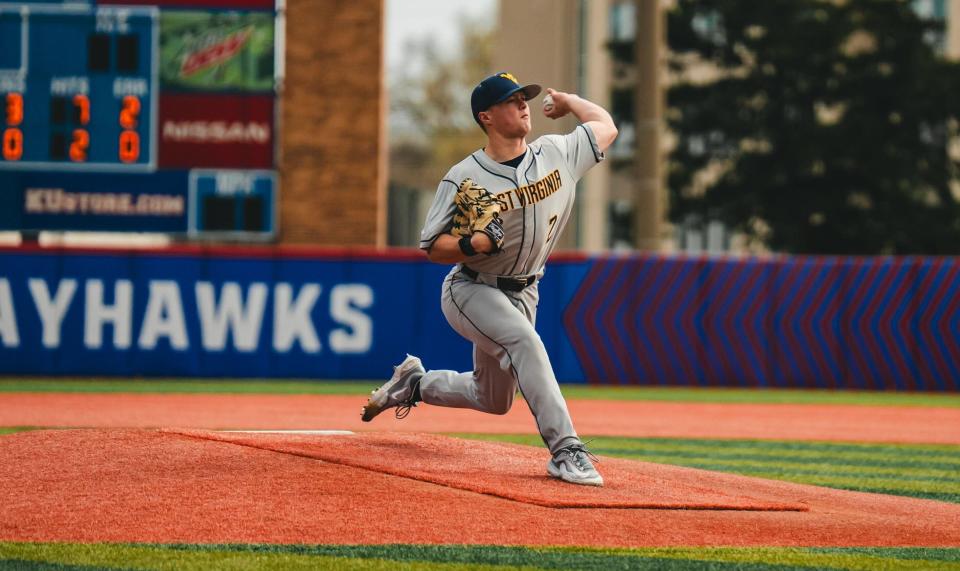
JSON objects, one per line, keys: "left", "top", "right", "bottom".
{"left": 1, "top": 378, "right": 958, "bottom": 406}
{"left": 456, "top": 434, "right": 960, "bottom": 504}
{"left": 1, "top": 543, "right": 959, "bottom": 570}
{"left": 558, "top": 385, "right": 960, "bottom": 407}
{"left": 0, "top": 427, "right": 35, "bottom": 435}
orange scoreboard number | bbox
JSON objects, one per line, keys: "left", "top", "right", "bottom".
{"left": 73, "top": 94, "right": 90, "bottom": 125}
{"left": 66, "top": 95, "right": 91, "bottom": 162}
{"left": 119, "top": 95, "right": 140, "bottom": 163}
{"left": 3, "top": 93, "right": 24, "bottom": 161}
{"left": 6, "top": 93, "right": 23, "bottom": 126}
{"left": 69, "top": 129, "right": 89, "bottom": 162}
{"left": 3, "top": 128, "right": 23, "bottom": 161}
{"left": 119, "top": 95, "right": 139, "bottom": 129}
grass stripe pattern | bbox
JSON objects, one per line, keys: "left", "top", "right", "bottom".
{"left": 1, "top": 544, "right": 959, "bottom": 570}
{"left": 457, "top": 434, "right": 960, "bottom": 504}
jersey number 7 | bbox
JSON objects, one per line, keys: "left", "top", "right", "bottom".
{"left": 546, "top": 215, "right": 559, "bottom": 243}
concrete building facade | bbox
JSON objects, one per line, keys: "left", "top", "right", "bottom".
{"left": 497, "top": 0, "right": 665, "bottom": 252}
{"left": 495, "top": 0, "right": 615, "bottom": 251}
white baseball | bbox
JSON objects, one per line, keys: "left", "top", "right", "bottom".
{"left": 542, "top": 94, "right": 554, "bottom": 113}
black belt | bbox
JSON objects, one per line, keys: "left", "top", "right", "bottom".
{"left": 461, "top": 265, "right": 536, "bottom": 292}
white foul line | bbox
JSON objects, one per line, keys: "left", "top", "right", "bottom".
{"left": 221, "top": 430, "right": 355, "bottom": 435}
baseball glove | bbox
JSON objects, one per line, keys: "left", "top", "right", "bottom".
{"left": 451, "top": 178, "right": 506, "bottom": 252}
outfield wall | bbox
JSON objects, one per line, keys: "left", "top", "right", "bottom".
{"left": 0, "top": 246, "right": 957, "bottom": 390}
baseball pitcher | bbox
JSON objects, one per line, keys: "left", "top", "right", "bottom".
{"left": 362, "top": 72, "right": 618, "bottom": 486}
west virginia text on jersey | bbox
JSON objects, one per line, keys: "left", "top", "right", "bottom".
{"left": 495, "top": 169, "right": 562, "bottom": 211}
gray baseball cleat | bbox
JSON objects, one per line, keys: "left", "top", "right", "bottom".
{"left": 361, "top": 354, "right": 425, "bottom": 422}
{"left": 547, "top": 443, "right": 603, "bottom": 486}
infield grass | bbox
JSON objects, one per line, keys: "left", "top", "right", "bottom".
{"left": 1, "top": 377, "right": 958, "bottom": 407}
{"left": 0, "top": 427, "right": 31, "bottom": 435}
{"left": 2, "top": 543, "right": 959, "bottom": 570}
{"left": 458, "top": 434, "right": 960, "bottom": 504}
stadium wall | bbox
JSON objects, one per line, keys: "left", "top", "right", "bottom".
{"left": 0, "top": 246, "right": 956, "bottom": 390}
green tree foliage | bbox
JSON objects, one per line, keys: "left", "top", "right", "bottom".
{"left": 667, "top": 0, "right": 960, "bottom": 254}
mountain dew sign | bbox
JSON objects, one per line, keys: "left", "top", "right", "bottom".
{"left": 160, "top": 11, "right": 275, "bottom": 92}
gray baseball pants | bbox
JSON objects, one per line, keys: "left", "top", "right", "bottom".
{"left": 417, "top": 267, "right": 580, "bottom": 454}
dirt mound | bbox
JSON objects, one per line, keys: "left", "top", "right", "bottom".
{"left": 1, "top": 429, "right": 959, "bottom": 547}
{"left": 171, "top": 430, "right": 808, "bottom": 510}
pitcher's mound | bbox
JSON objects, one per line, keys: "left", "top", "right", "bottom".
{"left": 5, "top": 428, "right": 960, "bottom": 546}
{"left": 172, "top": 429, "right": 808, "bottom": 511}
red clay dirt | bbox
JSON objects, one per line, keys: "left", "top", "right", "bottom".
{"left": 2, "top": 393, "right": 959, "bottom": 444}
{"left": 171, "top": 429, "right": 808, "bottom": 511}
{"left": 2, "top": 429, "right": 960, "bottom": 548}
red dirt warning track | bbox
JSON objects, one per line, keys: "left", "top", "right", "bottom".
{"left": 2, "top": 393, "right": 959, "bottom": 444}
{"left": 2, "top": 429, "right": 960, "bottom": 548}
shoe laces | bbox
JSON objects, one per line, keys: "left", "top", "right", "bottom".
{"left": 395, "top": 400, "right": 417, "bottom": 419}
{"left": 558, "top": 443, "right": 599, "bottom": 470}
{"left": 394, "top": 379, "right": 422, "bottom": 420}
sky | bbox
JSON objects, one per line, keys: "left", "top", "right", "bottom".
{"left": 385, "top": 0, "right": 497, "bottom": 73}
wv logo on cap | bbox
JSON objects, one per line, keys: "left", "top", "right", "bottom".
{"left": 498, "top": 72, "right": 519, "bottom": 85}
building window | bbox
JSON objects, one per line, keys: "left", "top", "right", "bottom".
{"left": 608, "top": 200, "right": 633, "bottom": 250}
{"left": 912, "top": 0, "right": 947, "bottom": 51}
{"left": 609, "top": 1, "right": 636, "bottom": 41}
{"left": 913, "top": 0, "right": 946, "bottom": 19}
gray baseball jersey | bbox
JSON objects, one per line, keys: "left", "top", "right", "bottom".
{"left": 415, "top": 125, "right": 604, "bottom": 454}
{"left": 420, "top": 125, "right": 604, "bottom": 277}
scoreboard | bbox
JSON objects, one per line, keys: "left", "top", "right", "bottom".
{"left": 0, "top": 0, "right": 278, "bottom": 238}
{"left": 0, "top": 4, "right": 156, "bottom": 170}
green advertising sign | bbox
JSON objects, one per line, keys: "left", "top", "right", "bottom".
{"left": 160, "top": 11, "right": 275, "bottom": 91}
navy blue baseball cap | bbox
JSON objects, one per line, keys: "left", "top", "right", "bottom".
{"left": 471, "top": 72, "right": 542, "bottom": 125}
